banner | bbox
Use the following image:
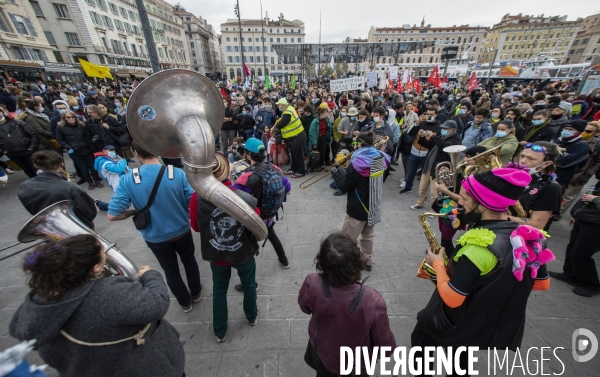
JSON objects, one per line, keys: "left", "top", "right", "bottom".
{"left": 330, "top": 77, "right": 364, "bottom": 92}
{"left": 366, "top": 72, "right": 378, "bottom": 88}
{"left": 388, "top": 66, "right": 398, "bottom": 81}
{"left": 402, "top": 68, "right": 412, "bottom": 84}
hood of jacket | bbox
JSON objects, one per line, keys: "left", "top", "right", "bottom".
{"left": 10, "top": 281, "right": 96, "bottom": 347}
{"left": 93, "top": 153, "right": 113, "bottom": 171}
{"left": 386, "top": 109, "right": 397, "bottom": 127}
{"left": 350, "top": 147, "right": 391, "bottom": 177}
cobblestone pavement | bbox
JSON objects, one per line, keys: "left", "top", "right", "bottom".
{"left": 1, "top": 159, "right": 599, "bottom": 376}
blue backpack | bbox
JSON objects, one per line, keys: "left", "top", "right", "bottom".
{"left": 250, "top": 163, "right": 286, "bottom": 220}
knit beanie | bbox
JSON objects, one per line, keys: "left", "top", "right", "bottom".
{"left": 462, "top": 168, "right": 532, "bottom": 211}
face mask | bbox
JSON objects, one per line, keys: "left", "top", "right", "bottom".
{"left": 582, "top": 131, "right": 594, "bottom": 140}
{"left": 223, "top": 102, "right": 228, "bottom": 107}
{"left": 340, "top": 113, "right": 347, "bottom": 117}
{"left": 242, "top": 111, "right": 247, "bottom": 115}
{"left": 358, "top": 118, "right": 366, "bottom": 123}
{"left": 561, "top": 130, "right": 575, "bottom": 138}
{"left": 426, "top": 116, "right": 436, "bottom": 123}
{"left": 36, "top": 108, "right": 43, "bottom": 113}
{"left": 458, "top": 109, "right": 467, "bottom": 115}
{"left": 448, "top": 96, "right": 454, "bottom": 101}
{"left": 528, "top": 162, "right": 548, "bottom": 176}
{"left": 58, "top": 109, "right": 66, "bottom": 114}
{"left": 440, "top": 129, "right": 448, "bottom": 136}
{"left": 72, "top": 106, "right": 79, "bottom": 111}
{"left": 327, "top": 98, "right": 332, "bottom": 101}
{"left": 312, "top": 99, "right": 319, "bottom": 103}
{"left": 463, "top": 205, "right": 484, "bottom": 224}
{"left": 115, "top": 102, "right": 120, "bottom": 107}
{"left": 373, "top": 116, "right": 381, "bottom": 123}
{"left": 491, "top": 113, "right": 500, "bottom": 119}
{"left": 298, "top": 108, "right": 303, "bottom": 113}
{"left": 496, "top": 131, "right": 507, "bottom": 138}
{"left": 350, "top": 116, "right": 357, "bottom": 121}
{"left": 265, "top": 105, "right": 271, "bottom": 110}
{"left": 101, "top": 109, "right": 107, "bottom": 116}
{"left": 248, "top": 96, "right": 252, "bottom": 99}
{"left": 107, "top": 151, "right": 117, "bottom": 158}
{"left": 551, "top": 114, "right": 563, "bottom": 120}
{"left": 532, "top": 119, "right": 544, "bottom": 126}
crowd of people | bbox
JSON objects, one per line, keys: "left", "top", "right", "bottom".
{"left": 2, "top": 73, "right": 600, "bottom": 377}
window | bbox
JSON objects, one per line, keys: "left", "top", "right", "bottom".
{"left": 124, "top": 22, "right": 131, "bottom": 33}
{"left": 226, "top": 46, "right": 231, "bottom": 52}
{"left": 227, "top": 56, "right": 232, "bottom": 62}
{"left": 255, "top": 38, "right": 259, "bottom": 42}
{"left": 226, "top": 37, "right": 230, "bottom": 42}
{"left": 190, "top": 42, "right": 194, "bottom": 48}
{"left": 30, "top": 1, "right": 44, "bottom": 17}
{"left": 257, "top": 68, "right": 262, "bottom": 76}
{"left": 249, "top": 56, "right": 253, "bottom": 62}
{"left": 131, "top": 44, "right": 137, "bottom": 56}
{"left": 298, "top": 38, "right": 301, "bottom": 43}
{"left": 53, "top": 3, "right": 70, "bottom": 18}
{"left": 257, "top": 56, "right": 261, "bottom": 63}
{"left": 97, "top": 0, "right": 107, "bottom": 11}
{"left": 234, "top": 37, "right": 237, "bottom": 42}
{"left": 114, "top": 19, "right": 123, "bottom": 31}
{"left": 168, "top": 50, "right": 173, "bottom": 59}
{"left": 234, "top": 46, "right": 239, "bottom": 52}
{"left": 248, "top": 46, "right": 252, "bottom": 52}
{"left": 271, "top": 57, "right": 274, "bottom": 64}
{"left": 277, "top": 38, "right": 280, "bottom": 42}
{"left": 44, "top": 31, "right": 56, "bottom": 45}
{"left": 8, "top": 13, "right": 38, "bottom": 36}
{"left": 102, "top": 16, "right": 113, "bottom": 29}
{"left": 119, "top": 7, "right": 128, "bottom": 19}
{"left": 284, "top": 38, "right": 287, "bottom": 42}
{"left": 270, "top": 38, "right": 273, "bottom": 42}
{"left": 291, "top": 38, "right": 294, "bottom": 43}
{"left": 65, "top": 32, "right": 81, "bottom": 46}
{"left": 229, "top": 68, "right": 234, "bottom": 78}
{"left": 237, "top": 68, "right": 241, "bottom": 77}
{"left": 128, "top": 10, "right": 136, "bottom": 21}
{"left": 235, "top": 56, "right": 240, "bottom": 62}
{"left": 109, "top": 2, "right": 118, "bottom": 14}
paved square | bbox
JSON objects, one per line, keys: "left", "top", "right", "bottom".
{"left": 1, "top": 160, "right": 599, "bottom": 376}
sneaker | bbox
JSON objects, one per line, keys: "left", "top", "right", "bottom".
{"left": 333, "top": 191, "right": 345, "bottom": 196}
{"left": 279, "top": 257, "right": 290, "bottom": 269}
{"left": 291, "top": 173, "right": 305, "bottom": 178}
{"left": 88, "top": 183, "right": 95, "bottom": 191}
{"left": 388, "top": 166, "right": 396, "bottom": 172}
{"left": 249, "top": 319, "right": 258, "bottom": 326}
{"left": 548, "top": 271, "right": 578, "bottom": 287}
{"left": 365, "top": 265, "right": 372, "bottom": 272}
{"left": 77, "top": 178, "right": 86, "bottom": 185}
{"left": 400, "top": 188, "right": 412, "bottom": 194}
{"left": 94, "top": 200, "right": 104, "bottom": 211}
{"left": 192, "top": 287, "right": 203, "bottom": 303}
{"left": 573, "top": 286, "right": 600, "bottom": 297}
{"left": 181, "top": 302, "right": 193, "bottom": 313}
{"left": 235, "top": 282, "right": 259, "bottom": 292}
{"left": 399, "top": 181, "right": 406, "bottom": 189}
{"left": 216, "top": 336, "right": 226, "bottom": 343}
{"left": 5, "top": 168, "right": 14, "bottom": 174}
{"left": 411, "top": 204, "right": 423, "bottom": 210}
{"left": 391, "top": 161, "right": 399, "bottom": 166}
{"left": 284, "top": 170, "right": 294, "bottom": 175}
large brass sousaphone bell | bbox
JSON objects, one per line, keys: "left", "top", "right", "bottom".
{"left": 126, "top": 70, "right": 268, "bottom": 240}
{"left": 18, "top": 200, "right": 141, "bottom": 281}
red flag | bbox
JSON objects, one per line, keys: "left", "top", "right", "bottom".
{"left": 467, "top": 72, "right": 478, "bottom": 92}
{"left": 427, "top": 65, "right": 441, "bottom": 89}
{"left": 413, "top": 78, "right": 421, "bottom": 94}
{"left": 243, "top": 63, "right": 250, "bottom": 77}
{"left": 388, "top": 73, "right": 393, "bottom": 90}
{"left": 396, "top": 79, "right": 404, "bottom": 93}
{"left": 441, "top": 74, "right": 448, "bottom": 84}
{"left": 406, "top": 80, "right": 413, "bottom": 91}
{"left": 220, "top": 87, "right": 228, "bottom": 100}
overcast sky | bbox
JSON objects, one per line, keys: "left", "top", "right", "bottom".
{"left": 177, "top": 0, "right": 599, "bottom": 43}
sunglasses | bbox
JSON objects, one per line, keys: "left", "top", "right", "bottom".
{"left": 524, "top": 143, "right": 547, "bottom": 154}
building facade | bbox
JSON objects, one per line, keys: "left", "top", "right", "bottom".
{"left": 220, "top": 15, "right": 305, "bottom": 79}
{"left": 480, "top": 14, "right": 580, "bottom": 65}
{"left": 566, "top": 13, "right": 600, "bottom": 64}
{"left": 145, "top": 0, "right": 189, "bottom": 70}
{"left": 0, "top": 0, "right": 57, "bottom": 81}
{"left": 366, "top": 19, "right": 487, "bottom": 75}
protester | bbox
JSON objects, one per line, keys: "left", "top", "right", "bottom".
{"left": 85, "top": 104, "right": 126, "bottom": 157}
{"left": 221, "top": 98, "right": 236, "bottom": 152}
{"left": 554, "top": 120, "right": 590, "bottom": 189}
{"left": 108, "top": 140, "right": 202, "bottom": 313}
{"left": 477, "top": 119, "right": 519, "bottom": 165}
{"left": 0, "top": 103, "right": 40, "bottom": 178}
{"left": 93, "top": 145, "right": 129, "bottom": 211}
{"left": 275, "top": 99, "right": 306, "bottom": 178}
{"left": 309, "top": 107, "right": 332, "bottom": 169}
{"left": 9, "top": 235, "right": 185, "bottom": 377}
{"left": 460, "top": 108, "right": 493, "bottom": 151}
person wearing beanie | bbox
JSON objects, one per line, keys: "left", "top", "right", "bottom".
{"left": 189, "top": 152, "right": 260, "bottom": 342}
{"left": 412, "top": 167, "right": 552, "bottom": 373}
{"left": 507, "top": 141, "right": 562, "bottom": 231}
{"left": 555, "top": 120, "right": 590, "bottom": 189}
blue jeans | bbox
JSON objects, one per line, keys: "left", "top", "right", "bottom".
{"left": 97, "top": 201, "right": 109, "bottom": 211}
{"left": 145, "top": 231, "right": 202, "bottom": 307}
{"left": 405, "top": 154, "right": 425, "bottom": 190}
{"left": 228, "top": 153, "right": 241, "bottom": 163}
{"left": 211, "top": 257, "right": 257, "bottom": 338}
{"left": 243, "top": 129, "right": 255, "bottom": 140}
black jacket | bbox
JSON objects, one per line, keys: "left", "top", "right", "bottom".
{"left": 18, "top": 173, "right": 97, "bottom": 229}
{"left": 0, "top": 118, "right": 40, "bottom": 154}
{"left": 418, "top": 131, "right": 463, "bottom": 177}
{"left": 84, "top": 116, "right": 126, "bottom": 152}
{"left": 451, "top": 113, "right": 474, "bottom": 136}
{"left": 334, "top": 164, "right": 370, "bottom": 222}
{"left": 238, "top": 114, "right": 256, "bottom": 131}
{"left": 222, "top": 107, "right": 236, "bottom": 131}
{"left": 56, "top": 123, "right": 92, "bottom": 155}
{"left": 0, "top": 91, "right": 17, "bottom": 112}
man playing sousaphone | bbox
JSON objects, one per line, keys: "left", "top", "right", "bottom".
{"left": 412, "top": 167, "right": 553, "bottom": 375}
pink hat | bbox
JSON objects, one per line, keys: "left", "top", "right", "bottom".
{"left": 462, "top": 168, "right": 532, "bottom": 211}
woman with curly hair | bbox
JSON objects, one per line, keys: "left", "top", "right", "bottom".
{"left": 298, "top": 232, "right": 396, "bottom": 377}
{"left": 10, "top": 234, "right": 186, "bottom": 377}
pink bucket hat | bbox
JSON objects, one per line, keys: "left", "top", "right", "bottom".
{"left": 462, "top": 168, "right": 532, "bottom": 211}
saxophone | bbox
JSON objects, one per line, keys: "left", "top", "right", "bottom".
{"left": 415, "top": 209, "right": 461, "bottom": 281}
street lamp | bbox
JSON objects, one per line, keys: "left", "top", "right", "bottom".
{"left": 485, "top": 47, "right": 498, "bottom": 79}
{"left": 234, "top": 0, "right": 246, "bottom": 79}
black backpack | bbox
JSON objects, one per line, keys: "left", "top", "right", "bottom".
{"left": 307, "top": 150, "right": 321, "bottom": 172}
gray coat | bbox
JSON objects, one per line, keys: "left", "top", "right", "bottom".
{"left": 10, "top": 270, "right": 184, "bottom": 377}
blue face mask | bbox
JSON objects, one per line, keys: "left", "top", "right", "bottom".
{"left": 58, "top": 109, "right": 66, "bottom": 114}
{"left": 440, "top": 129, "right": 448, "bottom": 136}
{"left": 242, "top": 111, "right": 247, "bottom": 115}
{"left": 107, "top": 151, "right": 117, "bottom": 158}
{"left": 458, "top": 109, "right": 467, "bottom": 115}
{"left": 496, "top": 131, "right": 507, "bottom": 138}
{"left": 340, "top": 113, "right": 347, "bottom": 117}
{"left": 72, "top": 106, "right": 79, "bottom": 111}
{"left": 448, "top": 96, "right": 454, "bottom": 101}
{"left": 532, "top": 119, "right": 544, "bottom": 126}
{"left": 350, "top": 116, "right": 357, "bottom": 121}
{"left": 561, "top": 130, "right": 575, "bottom": 138}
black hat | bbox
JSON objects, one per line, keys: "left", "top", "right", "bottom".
{"left": 440, "top": 120, "right": 458, "bottom": 129}
{"left": 567, "top": 120, "right": 587, "bottom": 133}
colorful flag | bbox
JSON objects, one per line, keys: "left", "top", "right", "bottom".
{"left": 388, "top": 73, "right": 393, "bottom": 91}
{"left": 396, "top": 80, "right": 404, "bottom": 93}
{"left": 441, "top": 74, "right": 449, "bottom": 84}
{"left": 78, "top": 58, "right": 113, "bottom": 79}
{"left": 413, "top": 78, "right": 422, "bottom": 93}
{"left": 406, "top": 80, "right": 413, "bottom": 91}
{"left": 330, "top": 56, "right": 336, "bottom": 78}
{"left": 265, "top": 75, "right": 271, "bottom": 90}
{"left": 427, "top": 65, "right": 441, "bottom": 89}
{"left": 290, "top": 74, "right": 296, "bottom": 90}
{"left": 467, "top": 72, "right": 478, "bottom": 91}
{"left": 220, "top": 87, "right": 228, "bottom": 100}
{"left": 243, "top": 63, "right": 250, "bottom": 77}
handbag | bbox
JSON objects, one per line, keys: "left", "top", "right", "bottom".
{"left": 106, "top": 128, "right": 131, "bottom": 146}
{"left": 132, "top": 165, "right": 166, "bottom": 230}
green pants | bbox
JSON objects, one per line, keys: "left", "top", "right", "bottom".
{"left": 210, "top": 258, "right": 257, "bottom": 338}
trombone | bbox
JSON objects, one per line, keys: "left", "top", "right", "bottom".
{"left": 299, "top": 136, "right": 389, "bottom": 189}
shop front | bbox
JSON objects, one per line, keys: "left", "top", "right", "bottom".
{"left": 42, "top": 62, "right": 84, "bottom": 84}
{"left": 0, "top": 60, "right": 42, "bottom": 83}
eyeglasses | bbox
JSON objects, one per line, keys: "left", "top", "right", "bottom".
{"left": 524, "top": 143, "right": 547, "bottom": 154}
{"left": 65, "top": 116, "right": 75, "bottom": 119}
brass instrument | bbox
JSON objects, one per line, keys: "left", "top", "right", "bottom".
{"left": 416, "top": 209, "right": 462, "bottom": 281}
{"left": 456, "top": 145, "right": 503, "bottom": 177}
{"left": 299, "top": 136, "right": 389, "bottom": 189}
{"left": 436, "top": 145, "right": 467, "bottom": 192}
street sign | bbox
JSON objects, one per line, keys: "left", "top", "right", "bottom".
{"left": 330, "top": 76, "right": 364, "bottom": 92}
{"left": 441, "top": 46, "right": 459, "bottom": 60}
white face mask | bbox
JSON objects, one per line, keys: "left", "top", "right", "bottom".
{"left": 373, "top": 116, "right": 381, "bottom": 123}
{"left": 528, "top": 161, "right": 548, "bottom": 175}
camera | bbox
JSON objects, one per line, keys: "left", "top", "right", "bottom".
{"left": 91, "top": 135, "right": 101, "bottom": 143}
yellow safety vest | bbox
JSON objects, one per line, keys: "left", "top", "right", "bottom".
{"left": 280, "top": 107, "right": 303, "bottom": 139}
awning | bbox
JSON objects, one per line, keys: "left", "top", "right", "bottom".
{"left": 43, "top": 66, "right": 82, "bottom": 74}
{"left": 0, "top": 60, "right": 41, "bottom": 69}
{"left": 132, "top": 73, "right": 147, "bottom": 78}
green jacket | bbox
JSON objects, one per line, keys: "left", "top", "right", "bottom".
{"left": 333, "top": 116, "right": 342, "bottom": 141}
{"left": 477, "top": 133, "right": 519, "bottom": 166}
{"left": 309, "top": 116, "right": 332, "bottom": 146}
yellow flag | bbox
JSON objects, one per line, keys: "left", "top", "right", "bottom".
{"left": 78, "top": 58, "right": 113, "bottom": 79}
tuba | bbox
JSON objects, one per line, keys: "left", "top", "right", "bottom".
{"left": 436, "top": 145, "right": 467, "bottom": 193}
{"left": 456, "top": 145, "right": 503, "bottom": 177}
{"left": 126, "top": 70, "right": 267, "bottom": 240}
{"left": 18, "top": 200, "right": 141, "bottom": 281}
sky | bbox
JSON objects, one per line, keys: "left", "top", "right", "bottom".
{"left": 176, "top": 0, "right": 599, "bottom": 43}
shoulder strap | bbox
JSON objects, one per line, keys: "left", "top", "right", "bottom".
{"left": 142, "top": 165, "right": 166, "bottom": 211}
